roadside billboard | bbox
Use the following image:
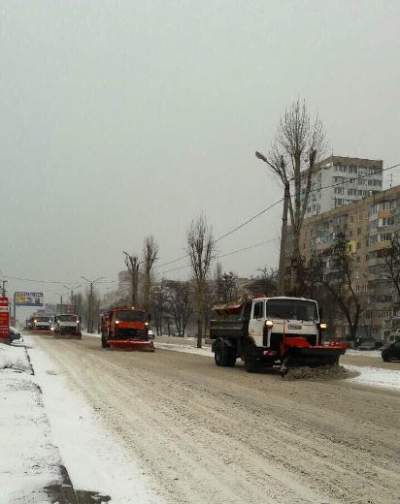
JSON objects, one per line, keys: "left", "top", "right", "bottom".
{"left": 14, "top": 291, "right": 44, "bottom": 307}
{"left": 0, "top": 297, "right": 9, "bottom": 340}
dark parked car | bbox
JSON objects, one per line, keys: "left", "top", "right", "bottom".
{"left": 9, "top": 327, "right": 21, "bottom": 342}
{"left": 381, "top": 341, "right": 400, "bottom": 362}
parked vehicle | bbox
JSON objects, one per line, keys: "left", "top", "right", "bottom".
{"left": 209, "top": 296, "right": 347, "bottom": 374}
{"left": 101, "top": 306, "right": 154, "bottom": 351}
{"left": 357, "top": 339, "right": 378, "bottom": 351}
{"left": 53, "top": 314, "right": 81, "bottom": 338}
{"left": 381, "top": 341, "right": 400, "bottom": 362}
{"left": 9, "top": 327, "right": 21, "bottom": 342}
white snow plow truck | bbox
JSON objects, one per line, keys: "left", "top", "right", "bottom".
{"left": 209, "top": 296, "right": 347, "bottom": 374}
{"left": 53, "top": 314, "right": 82, "bottom": 338}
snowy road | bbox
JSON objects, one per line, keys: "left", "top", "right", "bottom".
{"left": 29, "top": 333, "right": 400, "bottom": 504}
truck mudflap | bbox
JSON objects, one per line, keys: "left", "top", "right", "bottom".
{"left": 108, "top": 339, "right": 155, "bottom": 351}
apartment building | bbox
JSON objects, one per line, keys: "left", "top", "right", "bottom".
{"left": 299, "top": 184, "right": 400, "bottom": 341}
{"left": 301, "top": 155, "right": 383, "bottom": 218}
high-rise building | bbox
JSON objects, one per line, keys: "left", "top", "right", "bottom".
{"left": 297, "top": 184, "right": 400, "bottom": 341}
{"left": 301, "top": 155, "right": 383, "bottom": 217}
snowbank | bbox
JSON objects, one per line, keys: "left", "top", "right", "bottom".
{"left": 347, "top": 349, "right": 381, "bottom": 358}
{"left": 25, "top": 335, "right": 164, "bottom": 504}
{"left": 155, "top": 341, "right": 213, "bottom": 358}
{"left": 345, "top": 364, "right": 400, "bottom": 392}
{"left": 0, "top": 343, "right": 63, "bottom": 502}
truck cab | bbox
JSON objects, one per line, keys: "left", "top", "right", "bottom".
{"left": 54, "top": 313, "right": 81, "bottom": 338}
{"left": 101, "top": 306, "right": 154, "bottom": 351}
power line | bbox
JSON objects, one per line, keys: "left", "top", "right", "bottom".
{"left": 158, "top": 238, "right": 276, "bottom": 277}
{"left": 6, "top": 161, "right": 400, "bottom": 287}
{"left": 154, "top": 161, "right": 400, "bottom": 271}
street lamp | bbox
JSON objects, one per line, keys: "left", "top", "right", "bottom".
{"left": 80, "top": 276, "right": 105, "bottom": 333}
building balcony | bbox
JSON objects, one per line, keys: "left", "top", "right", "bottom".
{"left": 368, "top": 240, "right": 391, "bottom": 252}
{"left": 378, "top": 210, "right": 393, "bottom": 219}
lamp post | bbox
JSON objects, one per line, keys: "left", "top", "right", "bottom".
{"left": 80, "top": 276, "right": 104, "bottom": 333}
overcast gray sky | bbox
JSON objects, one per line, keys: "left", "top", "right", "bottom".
{"left": 1, "top": 0, "right": 399, "bottom": 305}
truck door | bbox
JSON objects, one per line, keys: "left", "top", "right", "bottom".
{"left": 248, "top": 300, "right": 265, "bottom": 347}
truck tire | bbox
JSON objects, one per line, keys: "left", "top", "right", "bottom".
{"left": 215, "top": 345, "right": 236, "bottom": 367}
{"left": 101, "top": 333, "right": 110, "bottom": 349}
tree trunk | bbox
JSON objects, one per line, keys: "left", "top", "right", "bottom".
{"left": 197, "top": 317, "right": 202, "bottom": 349}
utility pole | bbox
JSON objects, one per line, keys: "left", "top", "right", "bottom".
{"left": 278, "top": 182, "right": 290, "bottom": 294}
{"left": 81, "top": 276, "right": 104, "bottom": 333}
{"left": 63, "top": 284, "right": 81, "bottom": 313}
{"left": 255, "top": 151, "right": 291, "bottom": 295}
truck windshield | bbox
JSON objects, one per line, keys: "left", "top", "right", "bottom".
{"left": 266, "top": 300, "right": 318, "bottom": 321}
{"left": 57, "top": 315, "right": 78, "bottom": 322}
{"left": 37, "top": 317, "right": 50, "bottom": 322}
{"left": 115, "top": 310, "right": 146, "bottom": 322}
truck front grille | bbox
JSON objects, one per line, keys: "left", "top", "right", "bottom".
{"left": 114, "top": 328, "right": 147, "bottom": 340}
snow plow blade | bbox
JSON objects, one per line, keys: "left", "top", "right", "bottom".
{"left": 286, "top": 343, "right": 347, "bottom": 367}
{"left": 54, "top": 333, "right": 82, "bottom": 339}
{"left": 108, "top": 339, "right": 155, "bottom": 351}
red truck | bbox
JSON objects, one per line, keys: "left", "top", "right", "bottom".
{"left": 100, "top": 306, "right": 154, "bottom": 351}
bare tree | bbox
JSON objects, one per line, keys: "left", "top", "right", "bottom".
{"left": 150, "top": 280, "right": 169, "bottom": 336}
{"left": 383, "top": 232, "right": 400, "bottom": 300}
{"left": 167, "top": 281, "right": 193, "bottom": 337}
{"left": 123, "top": 251, "right": 140, "bottom": 306}
{"left": 256, "top": 99, "right": 324, "bottom": 294}
{"left": 142, "top": 236, "right": 159, "bottom": 311}
{"left": 245, "top": 267, "right": 278, "bottom": 297}
{"left": 307, "top": 234, "right": 362, "bottom": 341}
{"left": 187, "top": 215, "right": 215, "bottom": 348}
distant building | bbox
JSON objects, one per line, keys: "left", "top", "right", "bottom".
{"left": 301, "top": 155, "right": 383, "bottom": 218}
{"left": 297, "top": 184, "right": 400, "bottom": 341}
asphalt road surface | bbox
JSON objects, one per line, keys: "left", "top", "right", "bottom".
{"left": 31, "top": 334, "right": 400, "bottom": 504}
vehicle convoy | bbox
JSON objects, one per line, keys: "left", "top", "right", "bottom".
{"left": 53, "top": 313, "right": 82, "bottom": 338}
{"left": 100, "top": 306, "right": 154, "bottom": 351}
{"left": 209, "top": 296, "right": 347, "bottom": 374}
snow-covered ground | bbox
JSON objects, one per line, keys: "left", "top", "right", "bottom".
{"left": 25, "top": 335, "right": 164, "bottom": 504}
{"left": 345, "top": 364, "right": 400, "bottom": 391}
{"left": 347, "top": 349, "right": 381, "bottom": 358}
{"left": 0, "top": 342, "right": 63, "bottom": 502}
{"left": 155, "top": 341, "right": 213, "bottom": 358}
{"left": 156, "top": 340, "right": 400, "bottom": 392}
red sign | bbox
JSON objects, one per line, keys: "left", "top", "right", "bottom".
{"left": 0, "top": 297, "right": 10, "bottom": 341}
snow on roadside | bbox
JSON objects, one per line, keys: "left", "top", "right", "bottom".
{"left": 24, "top": 335, "right": 164, "bottom": 504}
{"left": 0, "top": 343, "right": 63, "bottom": 503}
{"left": 155, "top": 341, "right": 213, "bottom": 358}
{"left": 0, "top": 341, "right": 31, "bottom": 371}
{"left": 347, "top": 349, "right": 381, "bottom": 358}
{"left": 344, "top": 364, "right": 400, "bottom": 392}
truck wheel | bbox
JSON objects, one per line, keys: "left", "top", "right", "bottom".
{"left": 215, "top": 348, "right": 223, "bottom": 366}
{"left": 101, "top": 334, "right": 110, "bottom": 348}
{"left": 226, "top": 347, "right": 237, "bottom": 367}
{"left": 215, "top": 346, "right": 236, "bottom": 367}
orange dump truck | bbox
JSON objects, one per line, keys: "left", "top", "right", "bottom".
{"left": 100, "top": 306, "right": 154, "bottom": 351}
